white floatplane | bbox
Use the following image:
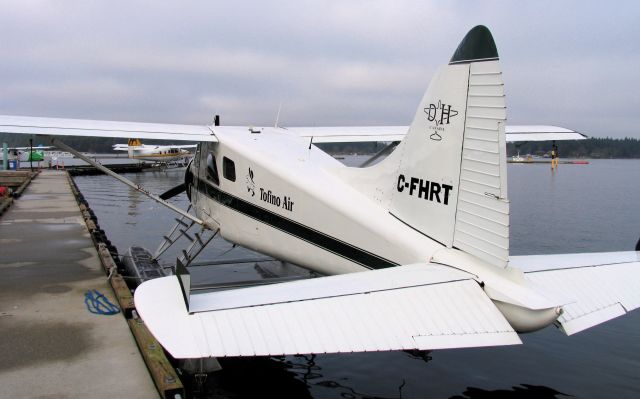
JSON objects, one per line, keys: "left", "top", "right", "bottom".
{"left": 2, "top": 145, "right": 74, "bottom": 166}
{"left": 5, "top": 145, "right": 52, "bottom": 162}
{"left": 112, "top": 138, "right": 196, "bottom": 163}
{"left": 1, "top": 26, "right": 636, "bottom": 360}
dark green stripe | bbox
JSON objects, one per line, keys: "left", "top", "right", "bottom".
{"left": 195, "top": 178, "right": 398, "bottom": 269}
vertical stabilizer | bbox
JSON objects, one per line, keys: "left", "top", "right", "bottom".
{"left": 128, "top": 138, "right": 141, "bottom": 158}
{"left": 387, "top": 26, "right": 510, "bottom": 267}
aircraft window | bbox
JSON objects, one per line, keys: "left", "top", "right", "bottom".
{"left": 223, "top": 157, "right": 236, "bottom": 182}
{"left": 206, "top": 153, "right": 220, "bottom": 185}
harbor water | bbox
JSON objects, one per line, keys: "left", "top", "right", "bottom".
{"left": 73, "top": 158, "right": 640, "bottom": 398}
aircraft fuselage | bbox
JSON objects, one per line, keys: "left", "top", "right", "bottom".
{"left": 183, "top": 126, "right": 562, "bottom": 333}
{"left": 129, "top": 145, "right": 190, "bottom": 162}
{"left": 188, "top": 126, "right": 442, "bottom": 276}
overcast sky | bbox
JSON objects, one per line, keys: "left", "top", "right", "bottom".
{"left": 1, "top": 1, "right": 638, "bottom": 138}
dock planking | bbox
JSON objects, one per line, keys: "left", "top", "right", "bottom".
{"left": 0, "top": 170, "right": 158, "bottom": 398}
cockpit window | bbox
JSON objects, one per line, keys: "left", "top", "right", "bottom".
{"left": 223, "top": 157, "right": 236, "bottom": 182}
{"left": 206, "top": 153, "right": 220, "bottom": 185}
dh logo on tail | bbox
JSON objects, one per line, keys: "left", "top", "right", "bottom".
{"left": 424, "top": 100, "right": 459, "bottom": 140}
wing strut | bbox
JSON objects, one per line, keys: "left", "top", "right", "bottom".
{"left": 49, "top": 137, "right": 204, "bottom": 226}
{"left": 360, "top": 141, "right": 399, "bottom": 167}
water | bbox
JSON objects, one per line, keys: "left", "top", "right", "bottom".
{"left": 73, "top": 158, "right": 640, "bottom": 398}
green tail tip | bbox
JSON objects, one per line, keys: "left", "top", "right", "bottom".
{"left": 449, "top": 25, "right": 498, "bottom": 64}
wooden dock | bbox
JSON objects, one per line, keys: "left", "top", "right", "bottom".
{"left": 0, "top": 170, "right": 159, "bottom": 398}
{"left": 65, "top": 163, "right": 157, "bottom": 176}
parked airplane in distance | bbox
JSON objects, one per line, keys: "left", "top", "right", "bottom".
{"left": 5, "top": 145, "right": 51, "bottom": 162}
{"left": 112, "top": 138, "right": 196, "bottom": 162}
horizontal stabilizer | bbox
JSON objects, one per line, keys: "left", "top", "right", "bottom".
{"left": 512, "top": 251, "right": 640, "bottom": 335}
{"left": 135, "top": 263, "right": 521, "bottom": 358}
{"left": 0, "top": 115, "right": 218, "bottom": 142}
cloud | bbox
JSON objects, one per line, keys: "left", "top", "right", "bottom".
{"left": 0, "top": 1, "right": 638, "bottom": 138}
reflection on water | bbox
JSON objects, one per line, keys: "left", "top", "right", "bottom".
{"left": 199, "top": 355, "right": 409, "bottom": 399}
{"left": 195, "top": 355, "right": 570, "bottom": 399}
{"left": 279, "top": 354, "right": 408, "bottom": 399}
{"left": 73, "top": 159, "right": 640, "bottom": 399}
{"left": 194, "top": 357, "right": 313, "bottom": 399}
{"left": 451, "top": 385, "right": 571, "bottom": 399}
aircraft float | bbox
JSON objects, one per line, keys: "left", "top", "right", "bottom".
{"left": 1, "top": 26, "right": 637, "bottom": 360}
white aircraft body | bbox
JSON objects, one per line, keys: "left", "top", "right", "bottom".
{"left": 0, "top": 26, "right": 637, "bottom": 360}
{"left": 112, "top": 138, "right": 196, "bottom": 162}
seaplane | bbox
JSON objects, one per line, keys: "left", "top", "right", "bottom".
{"left": 0, "top": 26, "right": 637, "bottom": 361}
{"left": 5, "top": 144, "right": 51, "bottom": 162}
{"left": 112, "top": 138, "right": 196, "bottom": 163}
{"left": 2, "top": 144, "right": 74, "bottom": 166}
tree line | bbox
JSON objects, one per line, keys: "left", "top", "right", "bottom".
{"left": 507, "top": 137, "right": 640, "bottom": 159}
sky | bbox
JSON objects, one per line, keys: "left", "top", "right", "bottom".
{"left": 0, "top": 1, "right": 638, "bottom": 139}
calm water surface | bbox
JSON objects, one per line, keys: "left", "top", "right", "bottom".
{"left": 74, "top": 158, "right": 640, "bottom": 399}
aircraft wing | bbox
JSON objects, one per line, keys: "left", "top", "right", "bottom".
{"left": 111, "top": 144, "right": 196, "bottom": 151}
{"left": 0, "top": 115, "right": 217, "bottom": 142}
{"left": 511, "top": 251, "right": 640, "bottom": 335}
{"left": 135, "top": 263, "right": 521, "bottom": 359}
{"left": 505, "top": 125, "right": 587, "bottom": 142}
{"left": 8, "top": 146, "right": 54, "bottom": 150}
{"left": 288, "top": 126, "right": 408, "bottom": 143}
{"left": 287, "top": 125, "right": 586, "bottom": 143}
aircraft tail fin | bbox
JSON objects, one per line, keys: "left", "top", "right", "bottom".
{"left": 380, "top": 26, "right": 510, "bottom": 267}
{"left": 127, "top": 138, "right": 142, "bottom": 158}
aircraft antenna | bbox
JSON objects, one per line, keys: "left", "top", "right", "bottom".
{"left": 274, "top": 101, "right": 283, "bottom": 128}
